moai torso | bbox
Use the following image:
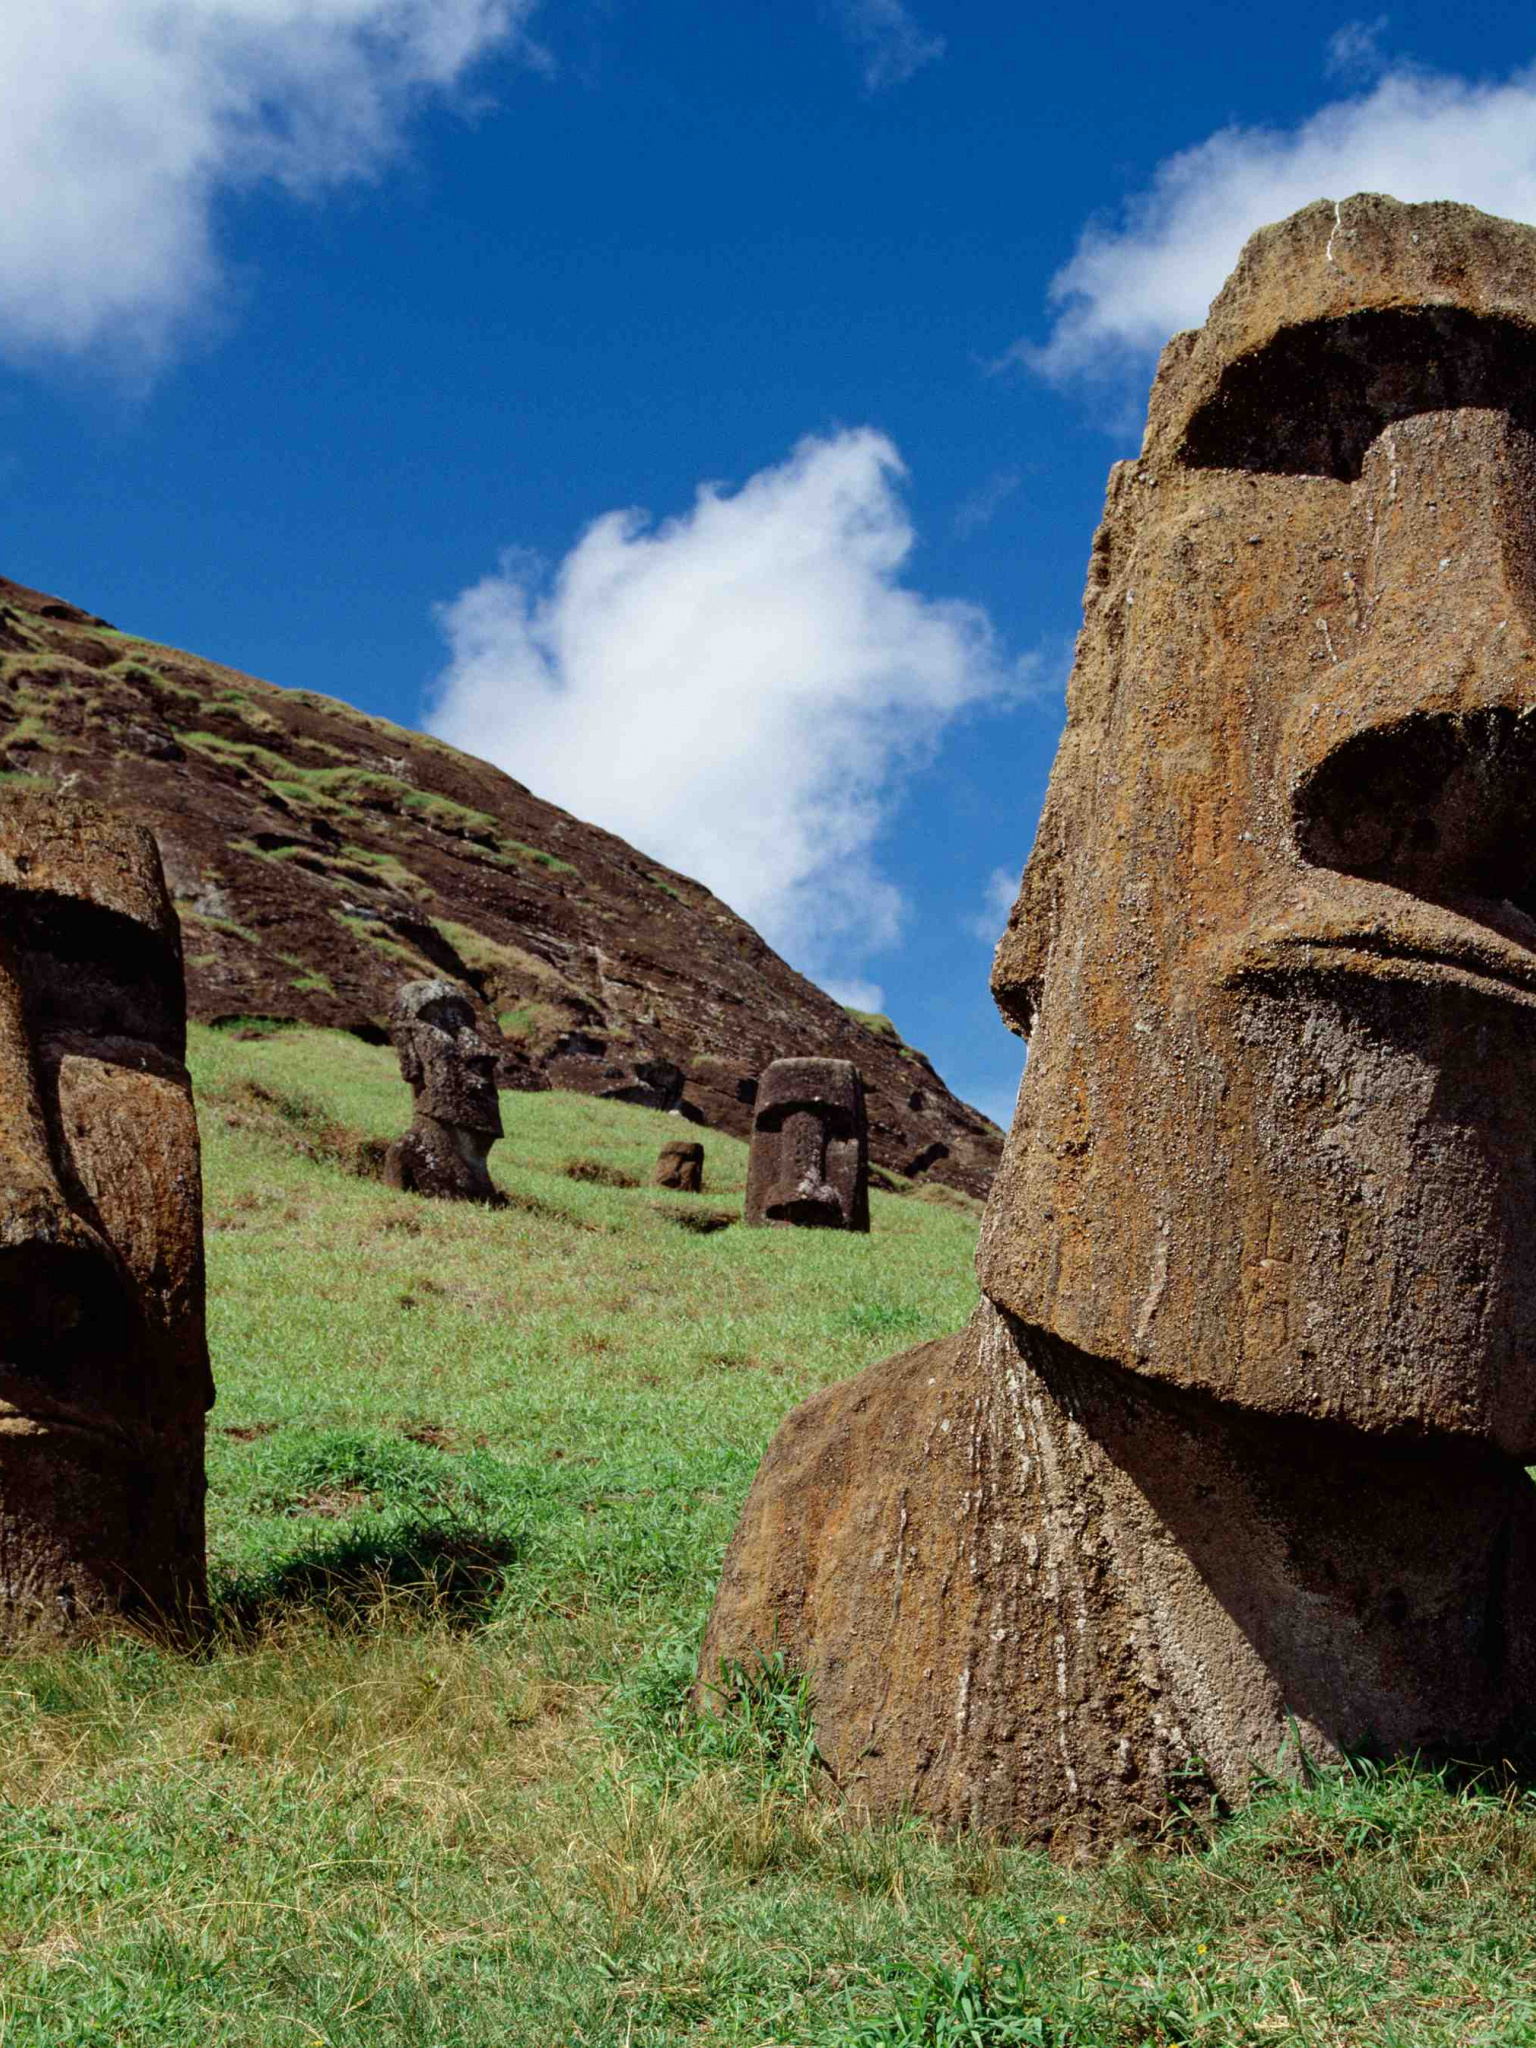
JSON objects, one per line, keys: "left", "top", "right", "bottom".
{"left": 384, "top": 979, "right": 503, "bottom": 1204}
{"left": 744, "top": 1058, "right": 868, "bottom": 1231}
{"left": 0, "top": 794, "right": 212, "bottom": 1639}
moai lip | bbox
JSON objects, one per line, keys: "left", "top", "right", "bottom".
{"left": 744, "top": 1058, "right": 868, "bottom": 1232}
{"left": 384, "top": 979, "right": 505, "bottom": 1205}
{"left": 0, "top": 792, "right": 212, "bottom": 1641}
{"left": 700, "top": 196, "right": 1536, "bottom": 1851}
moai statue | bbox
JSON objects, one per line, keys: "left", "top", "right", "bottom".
{"left": 700, "top": 196, "right": 1536, "bottom": 1852}
{"left": 653, "top": 1139, "right": 704, "bottom": 1191}
{"left": 385, "top": 979, "right": 503, "bottom": 1204}
{"left": 744, "top": 1058, "right": 868, "bottom": 1232}
{"left": 0, "top": 793, "right": 212, "bottom": 1640}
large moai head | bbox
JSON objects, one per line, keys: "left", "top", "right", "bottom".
{"left": 982, "top": 195, "right": 1536, "bottom": 1454}
{"left": 386, "top": 979, "right": 503, "bottom": 1202}
{"left": 745, "top": 1058, "right": 868, "bottom": 1231}
{"left": 0, "top": 793, "right": 211, "bottom": 1637}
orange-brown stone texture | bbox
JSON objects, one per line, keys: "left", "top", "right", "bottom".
{"left": 699, "top": 195, "right": 1536, "bottom": 1851}
{"left": 0, "top": 793, "right": 212, "bottom": 1639}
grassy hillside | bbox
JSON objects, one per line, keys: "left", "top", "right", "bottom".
{"left": 0, "top": 1028, "right": 1531, "bottom": 2044}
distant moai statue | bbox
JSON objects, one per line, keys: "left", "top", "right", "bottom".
{"left": 653, "top": 1138, "right": 704, "bottom": 1191}
{"left": 385, "top": 979, "right": 504, "bottom": 1203}
{"left": 0, "top": 793, "right": 213, "bottom": 1640}
{"left": 744, "top": 1058, "right": 868, "bottom": 1231}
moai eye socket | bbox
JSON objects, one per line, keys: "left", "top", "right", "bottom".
{"left": 8, "top": 890, "right": 183, "bottom": 1058}
{"left": 1177, "top": 307, "right": 1536, "bottom": 480}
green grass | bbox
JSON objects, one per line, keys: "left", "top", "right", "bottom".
{"left": 506, "top": 835, "right": 578, "bottom": 874}
{"left": 843, "top": 1007, "right": 902, "bottom": 1041}
{"left": 0, "top": 1024, "right": 1533, "bottom": 2044}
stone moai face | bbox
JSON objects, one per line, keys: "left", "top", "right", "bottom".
{"left": 654, "top": 1139, "right": 704, "bottom": 1192}
{"left": 0, "top": 793, "right": 211, "bottom": 1637}
{"left": 392, "top": 980, "right": 502, "bottom": 1141}
{"left": 386, "top": 979, "right": 503, "bottom": 1203}
{"left": 745, "top": 1058, "right": 868, "bottom": 1231}
{"left": 982, "top": 195, "right": 1536, "bottom": 1455}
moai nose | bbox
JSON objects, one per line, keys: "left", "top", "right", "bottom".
{"left": 764, "top": 1107, "right": 842, "bottom": 1226}
{"left": 0, "top": 942, "right": 130, "bottom": 1388}
{"left": 1286, "top": 407, "right": 1536, "bottom": 907}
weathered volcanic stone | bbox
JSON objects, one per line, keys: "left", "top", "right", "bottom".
{"left": 0, "top": 792, "right": 212, "bottom": 1640}
{"left": 700, "top": 195, "right": 1536, "bottom": 1850}
{"left": 384, "top": 979, "right": 504, "bottom": 1204}
{"left": 653, "top": 1139, "right": 704, "bottom": 1191}
{"left": 743, "top": 1058, "right": 868, "bottom": 1232}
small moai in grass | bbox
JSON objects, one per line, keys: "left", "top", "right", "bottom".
{"left": 653, "top": 1138, "right": 704, "bottom": 1191}
{"left": 384, "top": 979, "right": 504, "bottom": 1204}
{"left": 744, "top": 1057, "right": 868, "bottom": 1232}
{"left": 0, "top": 792, "right": 213, "bottom": 1642}
{"left": 701, "top": 195, "right": 1536, "bottom": 1854}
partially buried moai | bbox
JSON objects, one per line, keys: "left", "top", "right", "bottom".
{"left": 385, "top": 979, "right": 503, "bottom": 1203}
{"left": 0, "top": 793, "right": 212, "bottom": 1640}
{"left": 653, "top": 1139, "right": 704, "bottom": 1192}
{"left": 700, "top": 196, "right": 1536, "bottom": 1851}
{"left": 744, "top": 1058, "right": 868, "bottom": 1232}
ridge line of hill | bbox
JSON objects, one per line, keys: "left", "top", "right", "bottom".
{"left": 0, "top": 572, "right": 1002, "bottom": 1196}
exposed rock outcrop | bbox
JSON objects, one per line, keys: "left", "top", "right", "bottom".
{"left": 700, "top": 195, "right": 1536, "bottom": 1850}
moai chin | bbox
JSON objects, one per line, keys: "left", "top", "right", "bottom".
{"left": 0, "top": 793, "right": 212, "bottom": 1640}
{"left": 385, "top": 980, "right": 504, "bottom": 1204}
{"left": 653, "top": 1139, "right": 704, "bottom": 1192}
{"left": 744, "top": 1058, "right": 868, "bottom": 1232}
{"left": 700, "top": 196, "right": 1536, "bottom": 1852}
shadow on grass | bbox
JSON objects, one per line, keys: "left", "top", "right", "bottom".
{"left": 211, "top": 1517, "right": 527, "bottom": 1637}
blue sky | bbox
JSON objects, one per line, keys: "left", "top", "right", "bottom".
{"left": 5, "top": 0, "right": 1536, "bottom": 1124}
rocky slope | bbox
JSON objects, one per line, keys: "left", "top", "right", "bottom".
{"left": 0, "top": 573, "right": 1001, "bottom": 1195}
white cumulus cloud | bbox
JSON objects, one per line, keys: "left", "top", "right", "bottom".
{"left": 830, "top": 0, "right": 944, "bottom": 91}
{"left": 1326, "top": 15, "right": 1391, "bottom": 80}
{"left": 428, "top": 428, "right": 1008, "bottom": 974}
{"left": 0, "top": 0, "right": 541, "bottom": 368}
{"left": 820, "top": 978, "right": 887, "bottom": 1014}
{"left": 1022, "top": 57, "right": 1536, "bottom": 384}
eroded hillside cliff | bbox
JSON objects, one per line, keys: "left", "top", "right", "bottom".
{"left": 0, "top": 573, "right": 1000, "bottom": 1195}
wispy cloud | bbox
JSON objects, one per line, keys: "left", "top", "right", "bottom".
{"left": 821, "top": 978, "right": 887, "bottom": 1014}
{"left": 1326, "top": 15, "right": 1391, "bottom": 79}
{"left": 1013, "top": 57, "right": 1536, "bottom": 385}
{"left": 0, "top": 0, "right": 543, "bottom": 371}
{"left": 830, "top": 0, "right": 944, "bottom": 91}
{"left": 968, "top": 866, "right": 1019, "bottom": 945}
{"left": 953, "top": 470, "right": 1021, "bottom": 540}
{"left": 428, "top": 429, "right": 1009, "bottom": 983}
